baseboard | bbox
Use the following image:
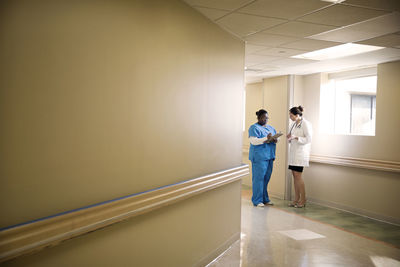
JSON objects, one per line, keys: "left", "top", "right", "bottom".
{"left": 241, "top": 183, "right": 251, "bottom": 190}
{"left": 308, "top": 197, "right": 400, "bottom": 226}
{"left": 195, "top": 232, "right": 240, "bottom": 267}
{"left": 241, "top": 185, "right": 284, "bottom": 200}
{"left": 268, "top": 191, "right": 285, "bottom": 200}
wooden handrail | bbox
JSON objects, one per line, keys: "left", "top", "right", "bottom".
{"left": 243, "top": 146, "right": 399, "bottom": 173}
{"left": 0, "top": 165, "right": 249, "bottom": 263}
{"left": 310, "top": 155, "right": 400, "bottom": 173}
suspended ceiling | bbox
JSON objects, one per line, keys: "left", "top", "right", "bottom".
{"left": 182, "top": 0, "right": 400, "bottom": 83}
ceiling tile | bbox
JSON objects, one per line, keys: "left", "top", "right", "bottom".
{"left": 253, "top": 47, "right": 308, "bottom": 57}
{"left": 245, "top": 54, "right": 282, "bottom": 66}
{"left": 182, "top": 0, "right": 253, "bottom": 11}
{"left": 343, "top": 0, "right": 400, "bottom": 11}
{"left": 357, "top": 33, "right": 400, "bottom": 48}
{"left": 308, "top": 12, "right": 400, "bottom": 43}
{"left": 308, "top": 28, "right": 371, "bottom": 43}
{"left": 245, "top": 44, "right": 271, "bottom": 54}
{"left": 245, "top": 48, "right": 400, "bottom": 79}
{"left": 297, "top": 4, "right": 390, "bottom": 27}
{"left": 245, "top": 69, "right": 265, "bottom": 75}
{"left": 216, "top": 13, "right": 287, "bottom": 37}
{"left": 194, "top": 7, "right": 230, "bottom": 20}
{"left": 244, "top": 33, "right": 299, "bottom": 46}
{"left": 237, "top": 0, "right": 331, "bottom": 20}
{"left": 269, "top": 58, "right": 317, "bottom": 67}
{"left": 280, "top": 38, "right": 341, "bottom": 51}
{"left": 248, "top": 63, "right": 278, "bottom": 70}
{"left": 262, "top": 21, "right": 337, "bottom": 37}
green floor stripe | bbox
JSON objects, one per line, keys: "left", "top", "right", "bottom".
{"left": 242, "top": 186, "right": 400, "bottom": 248}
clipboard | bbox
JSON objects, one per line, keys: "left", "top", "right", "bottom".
{"left": 266, "top": 132, "right": 283, "bottom": 143}
{"left": 270, "top": 132, "right": 283, "bottom": 139}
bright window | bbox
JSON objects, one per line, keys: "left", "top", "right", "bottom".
{"left": 320, "top": 75, "right": 377, "bottom": 136}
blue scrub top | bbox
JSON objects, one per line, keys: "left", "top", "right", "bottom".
{"left": 248, "top": 123, "right": 277, "bottom": 162}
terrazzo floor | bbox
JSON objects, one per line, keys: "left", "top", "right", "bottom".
{"left": 207, "top": 187, "right": 400, "bottom": 267}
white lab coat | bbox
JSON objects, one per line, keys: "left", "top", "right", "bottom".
{"left": 288, "top": 118, "right": 312, "bottom": 167}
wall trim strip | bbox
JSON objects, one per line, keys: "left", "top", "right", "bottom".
{"left": 0, "top": 165, "right": 249, "bottom": 263}
{"left": 243, "top": 149, "right": 400, "bottom": 173}
{"left": 310, "top": 155, "right": 400, "bottom": 173}
{"left": 307, "top": 197, "right": 400, "bottom": 226}
{"left": 195, "top": 232, "right": 240, "bottom": 267}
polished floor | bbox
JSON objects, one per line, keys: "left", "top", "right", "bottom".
{"left": 241, "top": 186, "right": 400, "bottom": 249}
{"left": 208, "top": 188, "right": 400, "bottom": 267}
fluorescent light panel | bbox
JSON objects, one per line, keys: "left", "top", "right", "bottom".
{"left": 291, "top": 43, "right": 384, "bottom": 61}
{"left": 320, "top": 0, "right": 345, "bottom": 3}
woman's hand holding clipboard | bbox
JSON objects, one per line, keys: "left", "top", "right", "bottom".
{"left": 264, "top": 132, "right": 283, "bottom": 143}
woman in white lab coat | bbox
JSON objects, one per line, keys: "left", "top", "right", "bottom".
{"left": 286, "top": 106, "right": 312, "bottom": 208}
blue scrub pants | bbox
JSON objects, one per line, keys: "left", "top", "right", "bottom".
{"left": 251, "top": 159, "right": 274, "bottom": 206}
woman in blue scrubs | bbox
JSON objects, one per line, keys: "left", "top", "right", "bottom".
{"left": 248, "top": 109, "right": 278, "bottom": 207}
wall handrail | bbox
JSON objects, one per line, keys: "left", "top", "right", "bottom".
{"left": 244, "top": 147, "right": 399, "bottom": 173}
{"left": 310, "top": 155, "right": 400, "bottom": 173}
{"left": 0, "top": 165, "right": 249, "bottom": 263}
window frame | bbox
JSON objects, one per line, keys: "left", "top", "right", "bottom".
{"left": 321, "top": 69, "right": 377, "bottom": 136}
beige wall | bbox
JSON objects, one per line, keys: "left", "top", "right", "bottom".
{"left": 0, "top": 0, "right": 244, "bottom": 265}
{"left": 290, "top": 75, "right": 305, "bottom": 195}
{"left": 243, "top": 76, "right": 289, "bottom": 198}
{"left": 293, "top": 75, "right": 304, "bottom": 107}
{"left": 3, "top": 181, "right": 242, "bottom": 267}
{"left": 305, "top": 63, "right": 400, "bottom": 161}
{"left": 243, "top": 82, "right": 263, "bottom": 149}
{"left": 242, "top": 82, "right": 263, "bottom": 186}
{"left": 263, "top": 76, "right": 289, "bottom": 198}
{"left": 297, "top": 61, "right": 400, "bottom": 222}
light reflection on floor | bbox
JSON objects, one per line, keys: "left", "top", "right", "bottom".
{"left": 370, "top": 256, "right": 400, "bottom": 267}
{"left": 277, "top": 229, "right": 325, "bottom": 241}
{"left": 207, "top": 197, "right": 400, "bottom": 267}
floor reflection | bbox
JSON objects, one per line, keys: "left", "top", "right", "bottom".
{"left": 208, "top": 196, "right": 400, "bottom": 267}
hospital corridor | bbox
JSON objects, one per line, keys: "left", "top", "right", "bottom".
{"left": 0, "top": 0, "right": 399, "bottom": 266}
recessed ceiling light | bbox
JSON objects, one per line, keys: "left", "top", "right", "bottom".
{"left": 291, "top": 43, "right": 384, "bottom": 61}
{"left": 320, "top": 0, "right": 346, "bottom": 3}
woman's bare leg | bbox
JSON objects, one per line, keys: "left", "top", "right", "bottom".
{"left": 293, "top": 171, "right": 306, "bottom": 205}
{"left": 292, "top": 170, "right": 300, "bottom": 204}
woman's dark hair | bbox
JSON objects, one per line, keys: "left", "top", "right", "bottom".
{"left": 289, "top": 106, "right": 304, "bottom": 116}
{"left": 255, "top": 109, "right": 268, "bottom": 119}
